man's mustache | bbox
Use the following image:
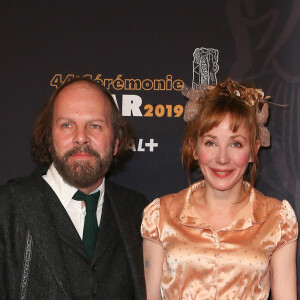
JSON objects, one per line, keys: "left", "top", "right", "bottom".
{"left": 63, "top": 146, "right": 100, "bottom": 160}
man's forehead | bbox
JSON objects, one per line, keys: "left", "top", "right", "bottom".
{"left": 58, "top": 80, "right": 103, "bottom": 94}
{"left": 52, "top": 81, "right": 112, "bottom": 121}
{"left": 54, "top": 81, "right": 110, "bottom": 104}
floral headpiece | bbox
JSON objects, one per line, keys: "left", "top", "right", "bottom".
{"left": 181, "top": 78, "right": 271, "bottom": 147}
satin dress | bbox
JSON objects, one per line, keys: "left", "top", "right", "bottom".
{"left": 141, "top": 181, "right": 298, "bottom": 300}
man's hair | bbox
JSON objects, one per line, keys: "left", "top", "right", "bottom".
{"left": 31, "top": 77, "right": 134, "bottom": 172}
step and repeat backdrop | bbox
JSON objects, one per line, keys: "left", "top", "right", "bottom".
{"left": 1, "top": 0, "right": 299, "bottom": 296}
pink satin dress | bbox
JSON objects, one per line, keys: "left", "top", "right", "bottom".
{"left": 141, "top": 181, "right": 298, "bottom": 300}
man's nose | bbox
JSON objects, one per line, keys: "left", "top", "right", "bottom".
{"left": 73, "top": 127, "right": 90, "bottom": 146}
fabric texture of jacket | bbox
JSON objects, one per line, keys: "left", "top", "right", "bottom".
{"left": 0, "top": 168, "right": 148, "bottom": 300}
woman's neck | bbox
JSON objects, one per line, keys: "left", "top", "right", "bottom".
{"left": 197, "top": 180, "right": 248, "bottom": 211}
{"left": 192, "top": 180, "right": 251, "bottom": 230}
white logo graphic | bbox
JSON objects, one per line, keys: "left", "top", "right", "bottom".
{"left": 132, "top": 139, "right": 158, "bottom": 152}
{"left": 192, "top": 47, "right": 219, "bottom": 88}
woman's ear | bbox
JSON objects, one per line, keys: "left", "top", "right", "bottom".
{"left": 189, "top": 138, "right": 198, "bottom": 160}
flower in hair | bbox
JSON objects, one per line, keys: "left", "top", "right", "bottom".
{"left": 222, "top": 79, "right": 270, "bottom": 107}
{"left": 181, "top": 83, "right": 205, "bottom": 123}
{"left": 181, "top": 78, "right": 271, "bottom": 147}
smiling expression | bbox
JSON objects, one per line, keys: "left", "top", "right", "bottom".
{"left": 193, "top": 114, "right": 254, "bottom": 192}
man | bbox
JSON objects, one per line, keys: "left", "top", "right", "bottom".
{"left": 0, "top": 77, "right": 148, "bottom": 299}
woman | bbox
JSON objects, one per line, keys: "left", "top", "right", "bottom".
{"left": 141, "top": 78, "right": 298, "bottom": 299}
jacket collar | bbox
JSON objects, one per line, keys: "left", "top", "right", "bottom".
{"left": 43, "top": 164, "right": 105, "bottom": 212}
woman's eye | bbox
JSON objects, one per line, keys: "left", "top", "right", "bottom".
{"left": 232, "top": 142, "right": 242, "bottom": 148}
{"left": 205, "top": 141, "right": 215, "bottom": 146}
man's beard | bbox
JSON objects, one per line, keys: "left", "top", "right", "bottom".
{"left": 50, "top": 142, "right": 114, "bottom": 189}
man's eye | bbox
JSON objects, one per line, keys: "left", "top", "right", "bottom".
{"left": 90, "top": 124, "right": 100, "bottom": 129}
{"left": 62, "top": 123, "right": 71, "bottom": 128}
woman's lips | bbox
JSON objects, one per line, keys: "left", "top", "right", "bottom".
{"left": 211, "top": 168, "right": 233, "bottom": 178}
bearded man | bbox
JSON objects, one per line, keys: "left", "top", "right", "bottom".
{"left": 0, "top": 77, "right": 148, "bottom": 299}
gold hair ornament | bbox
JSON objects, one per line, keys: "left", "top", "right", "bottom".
{"left": 181, "top": 78, "right": 271, "bottom": 147}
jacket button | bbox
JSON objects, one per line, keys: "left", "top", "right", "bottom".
{"left": 92, "top": 265, "right": 96, "bottom": 271}
{"left": 91, "top": 290, "right": 97, "bottom": 296}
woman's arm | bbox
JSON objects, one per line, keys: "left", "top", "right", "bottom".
{"left": 143, "top": 238, "right": 164, "bottom": 300}
{"left": 270, "top": 240, "right": 297, "bottom": 300}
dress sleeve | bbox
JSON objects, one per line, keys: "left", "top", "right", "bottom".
{"left": 141, "top": 198, "right": 161, "bottom": 245}
{"left": 275, "top": 200, "right": 298, "bottom": 251}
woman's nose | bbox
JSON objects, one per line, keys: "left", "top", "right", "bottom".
{"left": 216, "top": 147, "right": 229, "bottom": 164}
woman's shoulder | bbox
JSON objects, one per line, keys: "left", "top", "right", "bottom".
{"left": 160, "top": 181, "right": 201, "bottom": 205}
{"left": 156, "top": 181, "right": 203, "bottom": 219}
{"left": 160, "top": 187, "right": 188, "bottom": 206}
{"left": 253, "top": 188, "right": 298, "bottom": 250}
{"left": 254, "top": 188, "right": 291, "bottom": 208}
{"left": 252, "top": 187, "right": 297, "bottom": 222}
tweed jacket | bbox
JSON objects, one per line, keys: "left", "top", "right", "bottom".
{"left": 0, "top": 168, "right": 148, "bottom": 299}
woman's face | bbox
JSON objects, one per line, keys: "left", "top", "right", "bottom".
{"left": 193, "top": 114, "right": 255, "bottom": 192}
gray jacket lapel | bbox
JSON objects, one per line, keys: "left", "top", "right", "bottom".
{"left": 104, "top": 180, "right": 147, "bottom": 300}
{"left": 92, "top": 192, "right": 118, "bottom": 263}
{"left": 43, "top": 182, "right": 88, "bottom": 261}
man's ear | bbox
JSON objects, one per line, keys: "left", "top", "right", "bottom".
{"left": 113, "top": 139, "right": 119, "bottom": 156}
{"left": 249, "top": 140, "right": 261, "bottom": 162}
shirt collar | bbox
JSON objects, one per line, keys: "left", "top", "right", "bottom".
{"left": 170, "top": 181, "right": 268, "bottom": 231}
{"left": 42, "top": 164, "right": 105, "bottom": 209}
